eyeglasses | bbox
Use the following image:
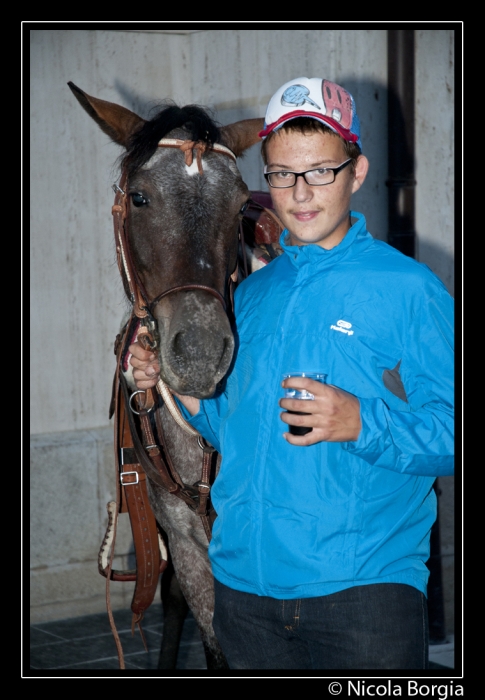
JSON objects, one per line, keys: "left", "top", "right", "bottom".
{"left": 264, "top": 159, "right": 353, "bottom": 188}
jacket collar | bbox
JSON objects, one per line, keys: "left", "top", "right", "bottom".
{"left": 280, "top": 211, "right": 371, "bottom": 267}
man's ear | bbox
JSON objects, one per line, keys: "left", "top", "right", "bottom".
{"left": 351, "top": 155, "right": 369, "bottom": 194}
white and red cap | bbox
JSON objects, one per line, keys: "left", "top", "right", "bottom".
{"left": 259, "top": 77, "right": 362, "bottom": 151}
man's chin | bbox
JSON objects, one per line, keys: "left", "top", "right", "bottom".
{"left": 289, "top": 230, "right": 326, "bottom": 246}
{"left": 289, "top": 231, "right": 343, "bottom": 250}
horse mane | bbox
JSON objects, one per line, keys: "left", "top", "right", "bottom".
{"left": 123, "top": 103, "right": 222, "bottom": 175}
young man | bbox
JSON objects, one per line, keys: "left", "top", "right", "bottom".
{"left": 130, "top": 77, "right": 454, "bottom": 669}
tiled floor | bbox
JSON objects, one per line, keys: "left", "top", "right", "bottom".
{"left": 428, "top": 636, "right": 455, "bottom": 671}
{"left": 29, "top": 603, "right": 207, "bottom": 673}
{"left": 28, "top": 603, "right": 455, "bottom": 675}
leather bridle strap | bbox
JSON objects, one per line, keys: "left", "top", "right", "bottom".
{"left": 112, "top": 170, "right": 148, "bottom": 318}
{"left": 99, "top": 320, "right": 169, "bottom": 669}
{"left": 148, "top": 283, "right": 226, "bottom": 314}
{"left": 156, "top": 138, "right": 237, "bottom": 172}
{"left": 119, "top": 371, "right": 212, "bottom": 516}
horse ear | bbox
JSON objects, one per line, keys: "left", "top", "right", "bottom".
{"left": 68, "top": 81, "right": 146, "bottom": 148}
{"left": 219, "top": 118, "right": 264, "bottom": 157}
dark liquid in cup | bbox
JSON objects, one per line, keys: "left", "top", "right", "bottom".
{"left": 287, "top": 410, "right": 312, "bottom": 436}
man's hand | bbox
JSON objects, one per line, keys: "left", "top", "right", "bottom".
{"left": 128, "top": 342, "right": 200, "bottom": 416}
{"left": 279, "top": 376, "right": 362, "bottom": 446}
{"left": 129, "top": 342, "right": 160, "bottom": 390}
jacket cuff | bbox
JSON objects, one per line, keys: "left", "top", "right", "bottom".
{"left": 341, "top": 396, "right": 391, "bottom": 465}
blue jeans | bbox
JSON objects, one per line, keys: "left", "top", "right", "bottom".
{"left": 213, "top": 580, "right": 429, "bottom": 670}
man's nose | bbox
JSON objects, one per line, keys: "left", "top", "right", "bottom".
{"left": 293, "top": 174, "right": 313, "bottom": 201}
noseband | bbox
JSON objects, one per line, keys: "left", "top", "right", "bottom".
{"left": 112, "top": 138, "right": 238, "bottom": 323}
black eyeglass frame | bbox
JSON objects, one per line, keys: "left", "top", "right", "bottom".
{"left": 263, "top": 158, "right": 353, "bottom": 188}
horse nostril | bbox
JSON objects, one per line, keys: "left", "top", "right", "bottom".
{"left": 171, "top": 332, "right": 195, "bottom": 371}
{"left": 172, "top": 332, "right": 184, "bottom": 359}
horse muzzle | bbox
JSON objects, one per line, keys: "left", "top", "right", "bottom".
{"left": 155, "top": 292, "right": 235, "bottom": 398}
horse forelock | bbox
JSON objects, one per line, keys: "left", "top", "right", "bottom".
{"left": 122, "top": 104, "right": 221, "bottom": 176}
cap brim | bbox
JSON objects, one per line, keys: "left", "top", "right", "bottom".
{"left": 259, "top": 111, "right": 359, "bottom": 144}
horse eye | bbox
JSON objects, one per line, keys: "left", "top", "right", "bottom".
{"left": 240, "top": 201, "right": 250, "bottom": 216}
{"left": 131, "top": 193, "right": 148, "bottom": 208}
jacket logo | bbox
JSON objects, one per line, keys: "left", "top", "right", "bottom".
{"left": 330, "top": 319, "right": 354, "bottom": 336}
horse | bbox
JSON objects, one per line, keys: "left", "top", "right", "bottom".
{"left": 68, "top": 82, "right": 278, "bottom": 670}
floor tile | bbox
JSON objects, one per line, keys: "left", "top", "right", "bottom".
{"left": 29, "top": 607, "right": 456, "bottom": 672}
{"left": 29, "top": 605, "right": 206, "bottom": 671}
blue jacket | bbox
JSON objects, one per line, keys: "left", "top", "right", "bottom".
{"left": 185, "top": 212, "right": 454, "bottom": 599}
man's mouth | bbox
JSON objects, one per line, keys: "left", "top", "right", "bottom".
{"left": 292, "top": 210, "right": 320, "bottom": 222}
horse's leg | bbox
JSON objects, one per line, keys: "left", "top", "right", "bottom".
{"left": 158, "top": 551, "right": 228, "bottom": 670}
{"left": 158, "top": 555, "right": 189, "bottom": 669}
{"left": 169, "top": 532, "right": 229, "bottom": 669}
{"left": 202, "top": 638, "right": 230, "bottom": 670}
{"left": 148, "top": 419, "right": 229, "bottom": 670}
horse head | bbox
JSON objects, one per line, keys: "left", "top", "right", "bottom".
{"left": 69, "top": 82, "right": 263, "bottom": 398}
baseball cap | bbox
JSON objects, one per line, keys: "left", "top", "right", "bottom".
{"left": 259, "top": 77, "right": 362, "bottom": 151}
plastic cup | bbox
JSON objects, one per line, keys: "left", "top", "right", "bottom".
{"left": 282, "top": 372, "right": 327, "bottom": 435}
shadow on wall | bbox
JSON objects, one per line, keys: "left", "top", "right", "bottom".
{"left": 418, "top": 240, "right": 455, "bottom": 297}
{"left": 114, "top": 79, "right": 182, "bottom": 122}
{"left": 343, "top": 77, "right": 454, "bottom": 298}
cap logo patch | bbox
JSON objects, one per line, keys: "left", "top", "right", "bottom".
{"left": 281, "top": 84, "right": 321, "bottom": 110}
{"left": 321, "top": 80, "right": 353, "bottom": 129}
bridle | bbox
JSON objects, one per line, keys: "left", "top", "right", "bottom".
{"left": 112, "top": 137, "right": 239, "bottom": 326}
{"left": 112, "top": 137, "right": 241, "bottom": 438}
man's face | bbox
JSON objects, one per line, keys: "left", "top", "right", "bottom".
{"left": 265, "top": 128, "right": 366, "bottom": 249}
